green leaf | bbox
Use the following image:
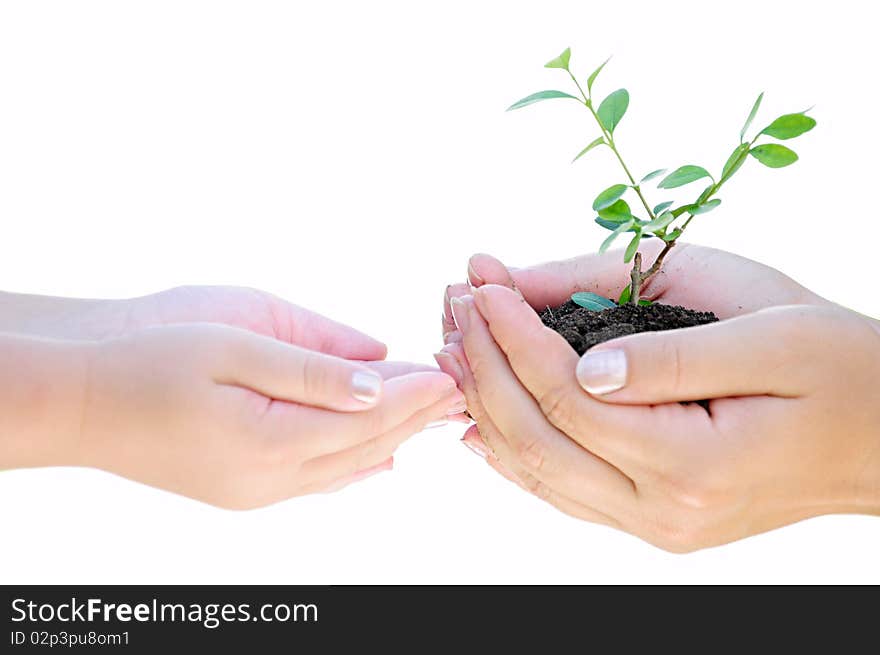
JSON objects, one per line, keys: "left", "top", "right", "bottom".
{"left": 663, "top": 228, "right": 682, "bottom": 242}
{"left": 599, "top": 219, "right": 635, "bottom": 253}
{"left": 506, "top": 90, "right": 579, "bottom": 111}
{"left": 544, "top": 48, "right": 571, "bottom": 71}
{"left": 586, "top": 57, "right": 611, "bottom": 94}
{"left": 623, "top": 231, "right": 642, "bottom": 263}
{"left": 760, "top": 113, "right": 816, "bottom": 140}
{"left": 653, "top": 200, "right": 674, "bottom": 215}
{"left": 740, "top": 92, "right": 764, "bottom": 142}
{"left": 721, "top": 143, "right": 750, "bottom": 182}
{"left": 595, "top": 217, "right": 621, "bottom": 230}
{"left": 618, "top": 285, "right": 631, "bottom": 304}
{"left": 658, "top": 165, "right": 712, "bottom": 189}
{"left": 571, "top": 291, "right": 617, "bottom": 311}
{"left": 689, "top": 198, "right": 722, "bottom": 215}
{"left": 572, "top": 137, "right": 605, "bottom": 163}
{"left": 643, "top": 211, "right": 675, "bottom": 232}
{"left": 592, "top": 183, "right": 629, "bottom": 211}
{"left": 597, "top": 89, "right": 629, "bottom": 134}
{"left": 638, "top": 299, "right": 652, "bottom": 306}
{"left": 597, "top": 198, "right": 633, "bottom": 221}
{"left": 640, "top": 169, "right": 667, "bottom": 185}
{"left": 750, "top": 144, "right": 798, "bottom": 168}
{"left": 696, "top": 184, "right": 715, "bottom": 204}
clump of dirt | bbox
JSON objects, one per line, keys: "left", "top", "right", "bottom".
{"left": 540, "top": 300, "right": 719, "bottom": 356}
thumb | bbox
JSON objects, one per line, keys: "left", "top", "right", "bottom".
{"left": 468, "top": 253, "right": 518, "bottom": 290}
{"left": 575, "top": 308, "right": 813, "bottom": 403}
{"left": 225, "top": 330, "right": 386, "bottom": 412}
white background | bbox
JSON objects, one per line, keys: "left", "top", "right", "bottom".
{"left": 1, "top": 0, "right": 878, "bottom": 584}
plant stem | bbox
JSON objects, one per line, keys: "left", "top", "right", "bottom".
{"left": 630, "top": 135, "right": 762, "bottom": 302}
{"left": 629, "top": 252, "right": 643, "bottom": 305}
{"left": 568, "top": 71, "right": 655, "bottom": 221}
{"left": 568, "top": 70, "right": 759, "bottom": 305}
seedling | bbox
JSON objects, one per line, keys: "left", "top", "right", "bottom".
{"left": 508, "top": 48, "right": 816, "bottom": 305}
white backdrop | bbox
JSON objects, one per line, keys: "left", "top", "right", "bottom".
{"left": 1, "top": 0, "right": 877, "bottom": 584}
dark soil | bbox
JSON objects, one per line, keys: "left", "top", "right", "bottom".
{"left": 540, "top": 300, "right": 719, "bottom": 357}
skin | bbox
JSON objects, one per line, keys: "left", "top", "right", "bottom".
{"left": 440, "top": 243, "right": 880, "bottom": 552}
{"left": 0, "top": 286, "right": 464, "bottom": 508}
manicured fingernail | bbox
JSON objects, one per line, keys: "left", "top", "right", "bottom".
{"left": 467, "top": 261, "right": 484, "bottom": 287}
{"left": 425, "top": 419, "right": 449, "bottom": 430}
{"left": 444, "top": 330, "right": 462, "bottom": 344}
{"left": 433, "top": 352, "right": 463, "bottom": 386}
{"left": 351, "top": 370, "right": 383, "bottom": 404}
{"left": 576, "top": 349, "right": 627, "bottom": 395}
{"left": 450, "top": 296, "right": 471, "bottom": 331}
{"left": 447, "top": 399, "right": 467, "bottom": 415}
{"left": 461, "top": 437, "right": 488, "bottom": 460}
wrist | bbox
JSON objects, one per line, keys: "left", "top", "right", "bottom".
{"left": 0, "top": 292, "right": 133, "bottom": 340}
{"left": 0, "top": 334, "right": 95, "bottom": 469}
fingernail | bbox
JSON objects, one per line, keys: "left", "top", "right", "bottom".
{"left": 450, "top": 296, "right": 471, "bottom": 331}
{"left": 447, "top": 399, "right": 467, "bottom": 415}
{"left": 576, "top": 349, "right": 627, "bottom": 395}
{"left": 461, "top": 437, "right": 488, "bottom": 460}
{"left": 467, "top": 262, "right": 484, "bottom": 287}
{"left": 425, "top": 419, "right": 449, "bottom": 430}
{"left": 433, "top": 352, "right": 463, "bottom": 386}
{"left": 351, "top": 370, "right": 383, "bottom": 404}
{"left": 444, "top": 330, "right": 462, "bottom": 344}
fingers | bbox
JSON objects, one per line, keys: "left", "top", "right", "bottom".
{"left": 453, "top": 294, "right": 638, "bottom": 517}
{"left": 498, "top": 241, "right": 666, "bottom": 310}
{"left": 299, "top": 388, "right": 456, "bottom": 492}
{"left": 468, "top": 284, "right": 704, "bottom": 468}
{"left": 575, "top": 307, "right": 814, "bottom": 404}
{"left": 467, "top": 253, "right": 517, "bottom": 289}
{"left": 269, "top": 371, "right": 463, "bottom": 459}
{"left": 220, "top": 330, "right": 389, "bottom": 412}
{"left": 443, "top": 283, "right": 470, "bottom": 343}
{"left": 284, "top": 302, "right": 388, "bottom": 361}
{"left": 364, "top": 360, "right": 439, "bottom": 380}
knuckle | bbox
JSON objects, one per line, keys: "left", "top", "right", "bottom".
{"left": 660, "top": 469, "right": 728, "bottom": 511}
{"left": 300, "top": 352, "right": 326, "bottom": 398}
{"left": 538, "top": 385, "right": 577, "bottom": 433}
{"left": 467, "top": 352, "right": 490, "bottom": 385}
{"left": 658, "top": 338, "right": 684, "bottom": 397}
{"left": 516, "top": 435, "right": 548, "bottom": 474}
{"left": 519, "top": 472, "right": 552, "bottom": 501}
{"left": 352, "top": 437, "right": 382, "bottom": 474}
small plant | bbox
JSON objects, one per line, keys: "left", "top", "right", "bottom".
{"left": 508, "top": 48, "right": 816, "bottom": 305}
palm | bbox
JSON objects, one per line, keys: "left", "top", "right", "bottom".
{"left": 504, "top": 243, "right": 826, "bottom": 320}
{"left": 633, "top": 244, "right": 825, "bottom": 319}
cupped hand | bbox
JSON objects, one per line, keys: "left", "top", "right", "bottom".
{"left": 80, "top": 323, "right": 464, "bottom": 508}
{"left": 441, "top": 242, "right": 830, "bottom": 343}
{"left": 447, "top": 283, "right": 880, "bottom": 552}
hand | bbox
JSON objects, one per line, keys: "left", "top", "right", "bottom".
{"left": 439, "top": 243, "right": 833, "bottom": 471}
{"left": 80, "top": 323, "right": 464, "bottom": 508}
{"left": 438, "top": 243, "right": 830, "bottom": 460}
{"left": 447, "top": 281, "right": 880, "bottom": 552}
{"left": 441, "top": 242, "right": 830, "bottom": 343}
{"left": 2, "top": 285, "right": 388, "bottom": 362}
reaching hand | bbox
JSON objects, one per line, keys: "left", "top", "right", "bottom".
{"left": 80, "top": 323, "right": 463, "bottom": 507}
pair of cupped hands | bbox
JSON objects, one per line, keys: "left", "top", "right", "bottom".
{"left": 36, "top": 243, "right": 880, "bottom": 551}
